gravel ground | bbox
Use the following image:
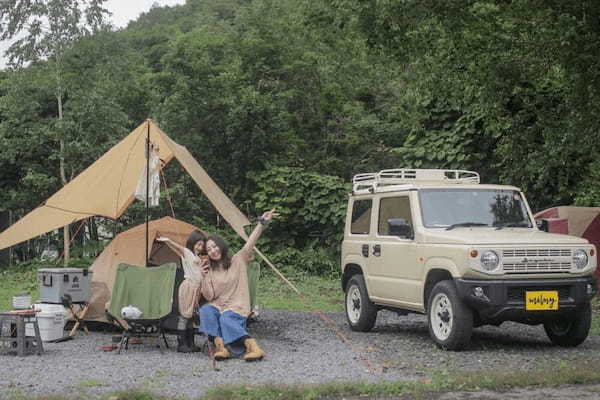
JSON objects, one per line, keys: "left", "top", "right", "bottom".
{"left": 1, "top": 309, "right": 599, "bottom": 399}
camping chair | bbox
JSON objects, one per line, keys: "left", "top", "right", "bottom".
{"left": 107, "top": 263, "right": 177, "bottom": 354}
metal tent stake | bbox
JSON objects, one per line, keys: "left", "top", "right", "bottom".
{"left": 145, "top": 122, "right": 150, "bottom": 267}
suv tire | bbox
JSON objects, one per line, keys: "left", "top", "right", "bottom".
{"left": 427, "top": 280, "right": 473, "bottom": 350}
{"left": 345, "top": 274, "right": 377, "bottom": 332}
{"left": 543, "top": 302, "right": 591, "bottom": 347}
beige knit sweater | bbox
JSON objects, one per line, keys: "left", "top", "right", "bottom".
{"left": 200, "top": 224, "right": 264, "bottom": 317}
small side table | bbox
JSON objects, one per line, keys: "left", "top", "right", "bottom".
{"left": 0, "top": 310, "right": 44, "bottom": 356}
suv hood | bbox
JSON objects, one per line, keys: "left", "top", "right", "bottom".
{"left": 422, "top": 228, "right": 590, "bottom": 246}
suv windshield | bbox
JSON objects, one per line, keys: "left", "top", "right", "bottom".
{"left": 419, "top": 189, "right": 533, "bottom": 229}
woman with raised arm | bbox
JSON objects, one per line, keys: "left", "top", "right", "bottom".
{"left": 199, "top": 209, "right": 278, "bottom": 361}
{"left": 156, "top": 230, "right": 206, "bottom": 353}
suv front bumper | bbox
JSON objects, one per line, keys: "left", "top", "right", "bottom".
{"left": 454, "top": 276, "right": 596, "bottom": 324}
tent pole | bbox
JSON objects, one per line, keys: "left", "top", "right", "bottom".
{"left": 145, "top": 122, "right": 150, "bottom": 267}
{"left": 253, "top": 247, "right": 300, "bottom": 295}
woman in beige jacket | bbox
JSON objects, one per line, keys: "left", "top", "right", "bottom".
{"left": 199, "top": 209, "right": 277, "bottom": 361}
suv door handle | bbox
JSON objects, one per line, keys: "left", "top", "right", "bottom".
{"left": 362, "top": 244, "right": 369, "bottom": 257}
{"left": 373, "top": 244, "right": 381, "bottom": 257}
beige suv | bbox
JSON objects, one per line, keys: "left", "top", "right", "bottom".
{"left": 341, "top": 169, "right": 597, "bottom": 350}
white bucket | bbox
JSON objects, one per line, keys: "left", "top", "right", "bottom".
{"left": 26, "top": 303, "right": 67, "bottom": 341}
{"left": 36, "top": 312, "right": 66, "bottom": 341}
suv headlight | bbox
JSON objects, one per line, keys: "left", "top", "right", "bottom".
{"left": 573, "top": 249, "right": 588, "bottom": 270}
{"left": 480, "top": 250, "right": 500, "bottom": 272}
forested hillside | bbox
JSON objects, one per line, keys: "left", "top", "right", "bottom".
{"left": 1, "top": 0, "right": 599, "bottom": 273}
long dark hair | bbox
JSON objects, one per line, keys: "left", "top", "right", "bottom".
{"left": 206, "top": 234, "right": 231, "bottom": 269}
{"left": 186, "top": 230, "right": 207, "bottom": 255}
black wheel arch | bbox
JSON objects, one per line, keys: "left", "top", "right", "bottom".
{"left": 424, "top": 268, "right": 453, "bottom": 311}
{"left": 342, "top": 263, "right": 363, "bottom": 292}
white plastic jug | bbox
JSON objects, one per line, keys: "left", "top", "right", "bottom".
{"left": 121, "top": 305, "right": 143, "bottom": 320}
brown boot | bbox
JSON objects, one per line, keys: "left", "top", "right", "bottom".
{"left": 243, "top": 338, "right": 265, "bottom": 361}
{"left": 213, "top": 337, "right": 230, "bottom": 360}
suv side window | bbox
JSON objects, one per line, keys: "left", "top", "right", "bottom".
{"left": 378, "top": 196, "right": 413, "bottom": 238}
{"left": 351, "top": 199, "right": 372, "bottom": 234}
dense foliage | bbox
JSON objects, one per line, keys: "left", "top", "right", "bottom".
{"left": 0, "top": 0, "right": 599, "bottom": 274}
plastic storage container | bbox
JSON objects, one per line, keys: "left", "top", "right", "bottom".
{"left": 38, "top": 268, "right": 93, "bottom": 304}
{"left": 12, "top": 294, "right": 32, "bottom": 309}
{"left": 26, "top": 304, "right": 67, "bottom": 341}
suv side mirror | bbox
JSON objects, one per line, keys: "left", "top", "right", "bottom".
{"left": 536, "top": 219, "right": 549, "bottom": 232}
{"left": 388, "top": 218, "right": 413, "bottom": 239}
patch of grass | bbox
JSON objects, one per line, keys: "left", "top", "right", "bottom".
{"left": 591, "top": 296, "right": 600, "bottom": 336}
{"left": 201, "top": 357, "right": 600, "bottom": 400}
{"left": 104, "top": 393, "right": 168, "bottom": 400}
{"left": 201, "top": 381, "right": 429, "bottom": 400}
{"left": 77, "top": 379, "right": 104, "bottom": 389}
{"left": 2, "top": 389, "right": 27, "bottom": 400}
{"left": 450, "top": 356, "right": 600, "bottom": 389}
{"left": 0, "top": 263, "right": 39, "bottom": 310}
{"left": 4, "top": 391, "right": 169, "bottom": 400}
{"left": 257, "top": 271, "right": 343, "bottom": 312}
{"left": 154, "top": 370, "right": 170, "bottom": 379}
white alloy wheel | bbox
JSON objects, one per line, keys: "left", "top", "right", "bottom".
{"left": 430, "top": 292, "right": 454, "bottom": 341}
{"left": 427, "top": 280, "right": 473, "bottom": 350}
{"left": 344, "top": 274, "right": 377, "bottom": 332}
{"left": 346, "top": 284, "right": 362, "bottom": 324}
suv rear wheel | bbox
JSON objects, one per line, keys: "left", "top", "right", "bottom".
{"left": 345, "top": 275, "right": 377, "bottom": 332}
{"left": 427, "top": 280, "right": 473, "bottom": 350}
{"left": 543, "top": 302, "right": 591, "bottom": 347}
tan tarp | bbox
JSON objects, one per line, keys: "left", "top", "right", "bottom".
{"left": 86, "top": 216, "right": 202, "bottom": 321}
{"left": 0, "top": 120, "right": 250, "bottom": 249}
{"left": 534, "top": 206, "right": 600, "bottom": 290}
{"left": 534, "top": 206, "right": 600, "bottom": 238}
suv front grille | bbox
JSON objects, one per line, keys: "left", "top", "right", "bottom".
{"left": 503, "top": 249, "right": 571, "bottom": 257}
{"left": 502, "top": 248, "right": 572, "bottom": 274}
{"left": 503, "top": 261, "right": 571, "bottom": 273}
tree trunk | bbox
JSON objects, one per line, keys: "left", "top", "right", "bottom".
{"left": 0, "top": 211, "right": 10, "bottom": 269}
{"left": 58, "top": 92, "right": 69, "bottom": 266}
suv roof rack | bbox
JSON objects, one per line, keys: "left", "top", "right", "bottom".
{"left": 353, "top": 169, "right": 480, "bottom": 193}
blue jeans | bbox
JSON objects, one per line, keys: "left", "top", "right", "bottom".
{"left": 199, "top": 304, "right": 248, "bottom": 345}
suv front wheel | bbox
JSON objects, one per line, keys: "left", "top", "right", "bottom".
{"left": 345, "top": 275, "right": 377, "bottom": 332}
{"left": 543, "top": 302, "right": 591, "bottom": 347}
{"left": 427, "top": 280, "right": 473, "bottom": 350}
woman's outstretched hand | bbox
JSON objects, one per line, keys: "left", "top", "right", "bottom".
{"left": 156, "top": 236, "right": 170, "bottom": 242}
{"left": 261, "top": 208, "right": 279, "bottom": 223}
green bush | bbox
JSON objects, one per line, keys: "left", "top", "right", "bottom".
{"left": 0, "top": 260, "right": 39, "bottom": 310}
{"left": 575, "top": 159, "right": 600, "bottom": 206}
{"left": 268, "top": 244, "right": 340, "bottom": 279}
{"left": 249, "top": 166, "right": 349, "bottom": 276}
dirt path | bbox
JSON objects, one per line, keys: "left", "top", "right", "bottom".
{"left": 423, "top": 384, "right": 600, "bottom": 399}
{"left": 334, "top": 384, "right": 600, "bottom": 399}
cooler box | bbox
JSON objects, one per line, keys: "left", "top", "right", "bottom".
{"left": 38, "top": 268, "right": 93, "bottom": 304}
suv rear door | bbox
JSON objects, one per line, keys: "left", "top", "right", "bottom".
{"left": 343, "top": 195, "right": 374, "bottom": 272}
